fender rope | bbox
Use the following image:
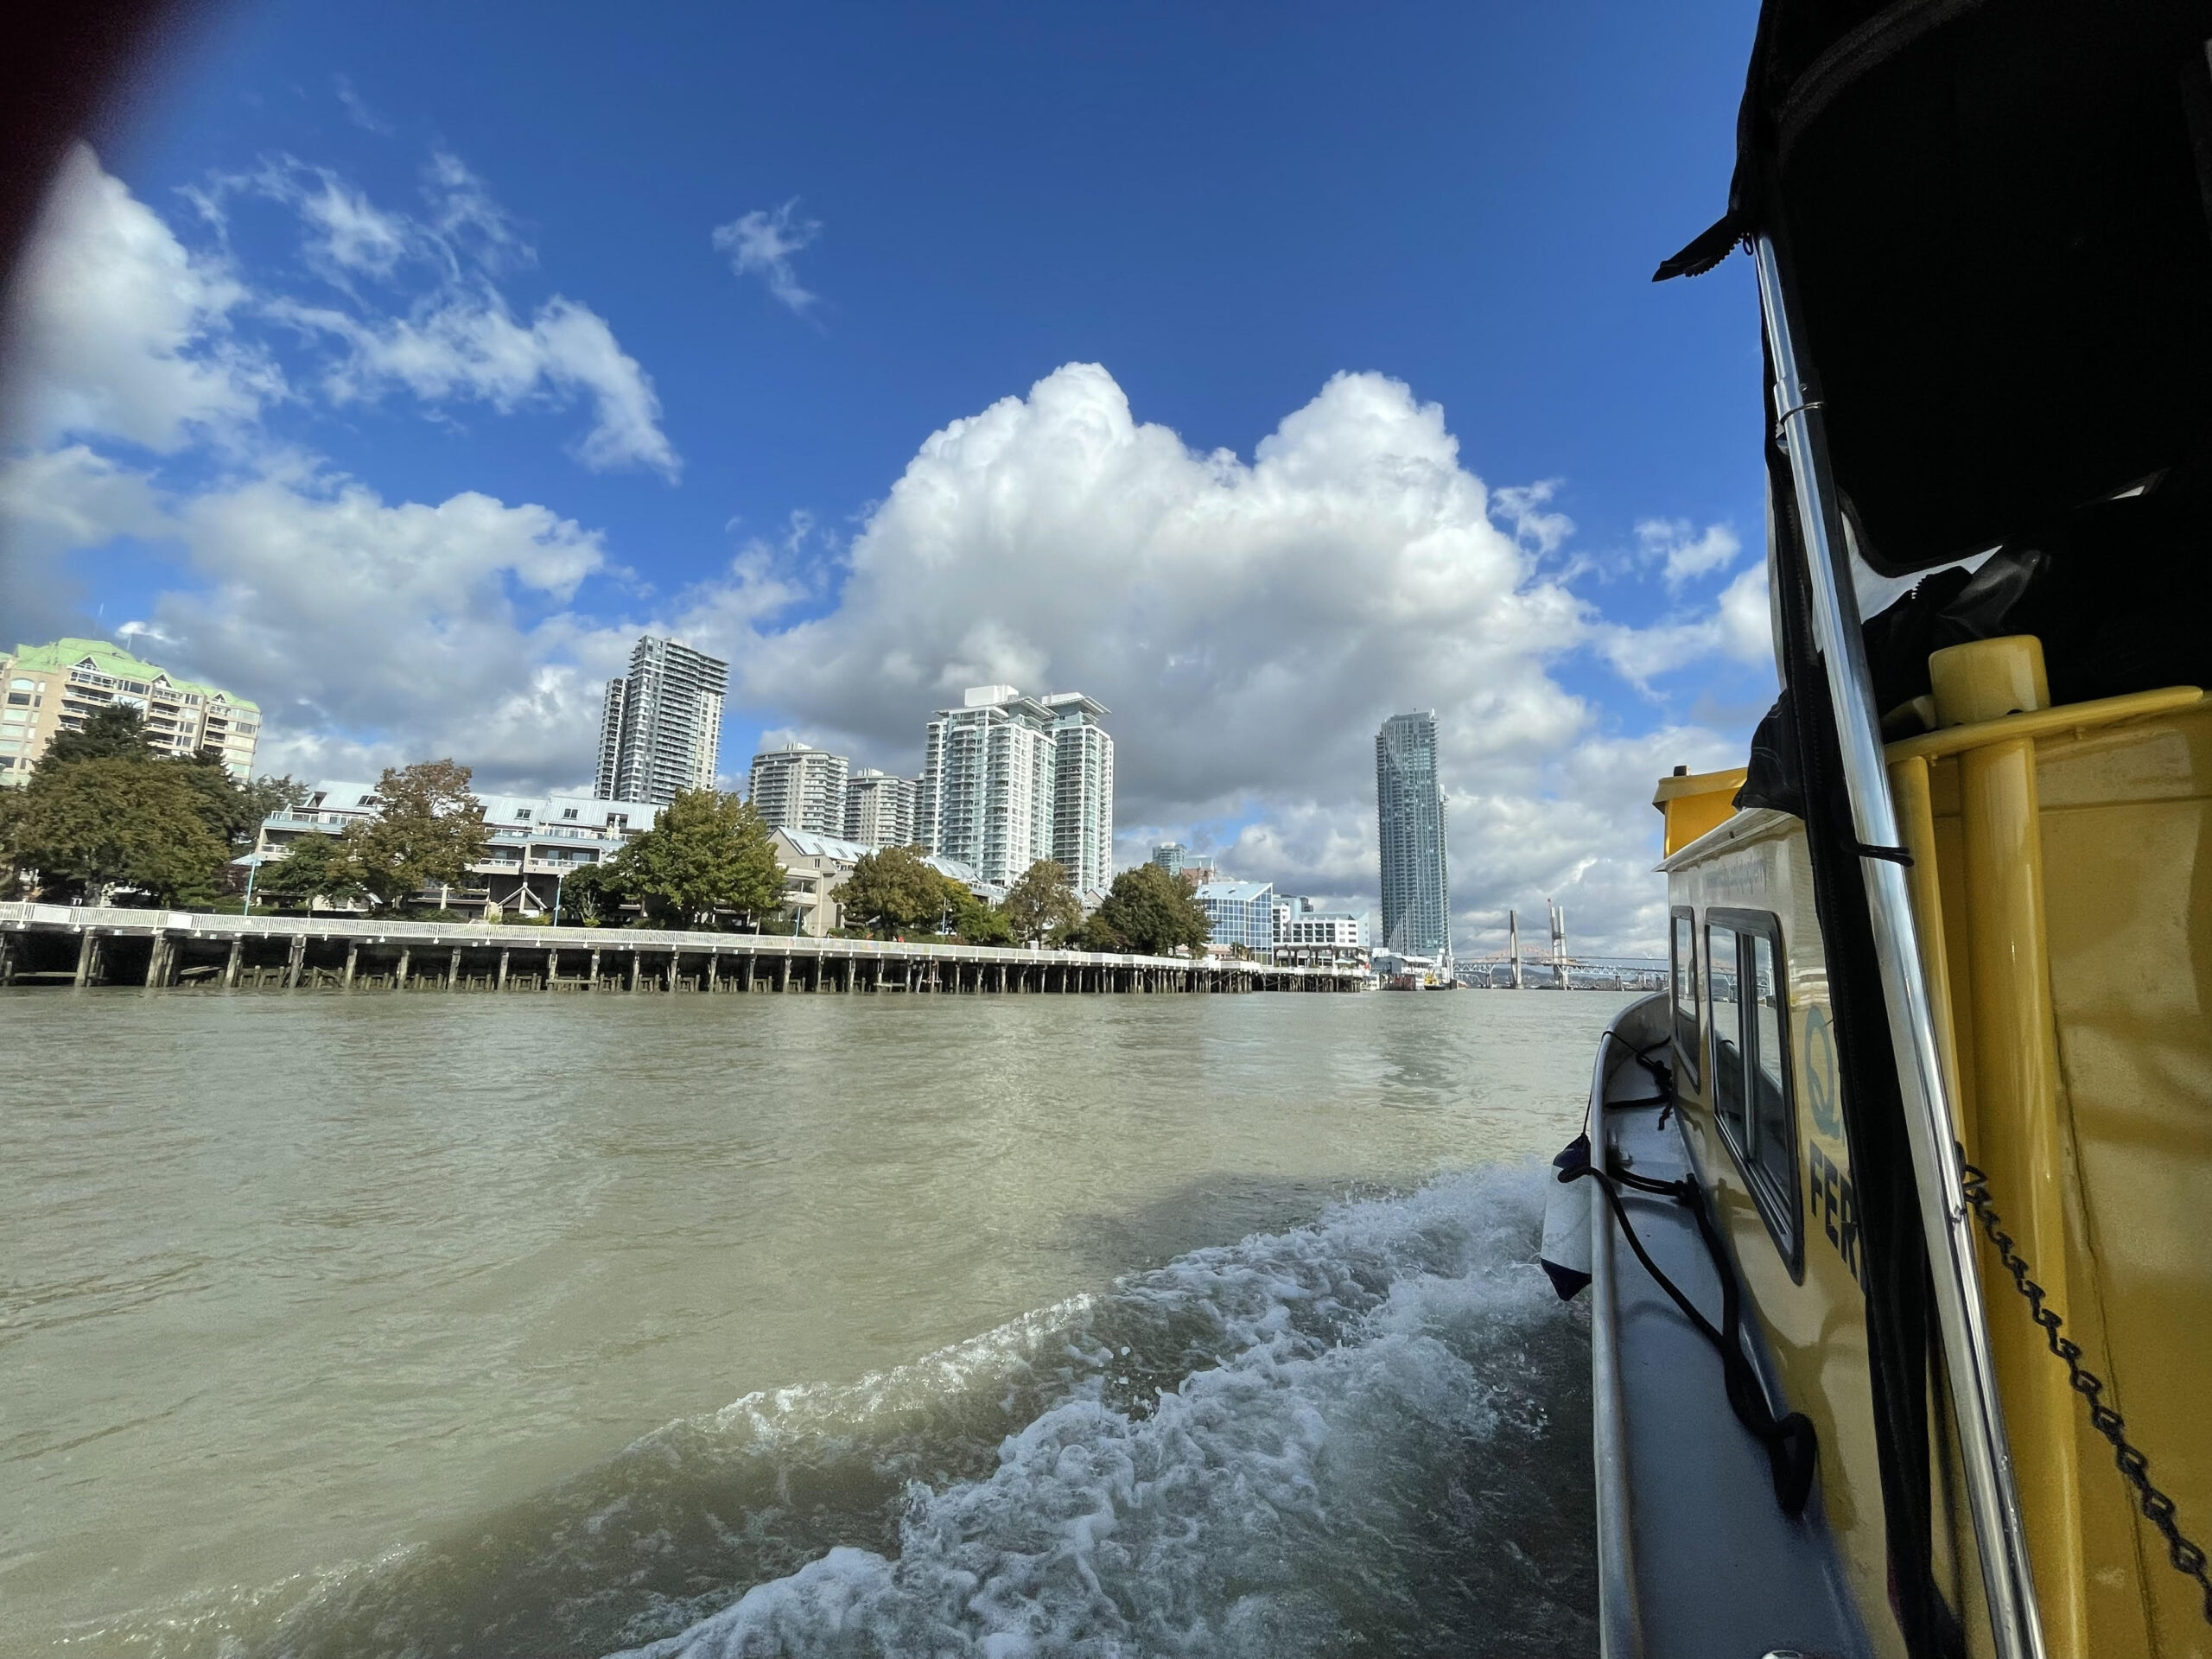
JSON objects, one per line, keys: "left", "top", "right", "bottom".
{"left": 1567, "top": 1158, "right": 1817, "bottom": 1514}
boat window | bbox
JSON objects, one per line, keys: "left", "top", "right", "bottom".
{"left": 1751, "top": 933, "right": 1792, "bottom": 1205}
{"left": 1707, "top": 909, "right": 1801, "bottom": 1274}
{"left": 1670, "top": 908, "right": 1700, "bottom": 1086}
{"left": 1707, "top": 922, "right": 1745, "bottom": 1145}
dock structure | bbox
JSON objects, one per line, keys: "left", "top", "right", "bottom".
{"left": 0, "top": 904, "right": 1361, "bottom": 995}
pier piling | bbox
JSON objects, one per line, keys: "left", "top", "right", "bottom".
{"left": 1, "top": 905, "right": 1368, "bottom": 998}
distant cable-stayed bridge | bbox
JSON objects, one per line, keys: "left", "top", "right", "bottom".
{"left": 1452, "top": 901, "right": 1668, "bottom": 989}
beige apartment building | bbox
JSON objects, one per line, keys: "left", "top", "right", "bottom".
{"left": 1, "top": 638, "right": 262, "bottom": 785}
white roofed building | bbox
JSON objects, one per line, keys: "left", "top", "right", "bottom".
{"left": 247, "top": 783, "right": 658, "bottom": 918}
{"left": 1271, "top": 896, "right": 1371, "bottom": 969}
{"left": 770, "top": 827, "right": 989, "bottom": 938}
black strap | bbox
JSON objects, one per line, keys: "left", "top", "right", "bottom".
{"left": 1855, "top": 841, "right": 1915, "bottom": 866}
{"left": 1593, "top": 1030, "right": 1676, "bottom": 1110}
{"left": 1654, "top": 211, "right": 1746, "bottom": 282}
{"left": 1567, "top": 1161, "right": 1819, "bottom": 1514}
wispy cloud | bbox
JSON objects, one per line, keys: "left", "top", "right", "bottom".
{"left": 334, "top": 76, "right": 391, "bottom": 136}
{"left": 176, "top": 147, "right": 676, "bottom": 477}
{"left": 1637, "top": 516, "right": 1741, "bottom": 588}
{"left": 712, "top": 200, "right": 823, "bottom": 315}
{"left": 1490, "top": 479, "right": 1574, "bottom": 555}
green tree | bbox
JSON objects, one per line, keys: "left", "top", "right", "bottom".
{"left": 1081, "top": 863, "right": 1213, "bottom": 957}
{"left": 950, "top": 888, "right": 1014, "bottom": 945}
{"left": 839, "top": 842, "right": 952, "bottom": 934}
{"left": 560, "top": 859, "right": 626, "bottom": 926}
{"left": 1001, "top": 859, "right": 1083, "bottom": 945}
{"left": 35, "top": 702, "right": 156, "bottom": 771}
{"left": 344, "top": 759, "right": 492, "bottom": 913}
{"left": 168, "top": 748, "right": 307, "bottom": 855}
{"left": 5, "top": 754, "right": 229, "bottom": 905}
{"left": 604, "top": 789, "right": 782, "bottom": 928}
{"left": 257, "top": 832, "right": 363, "bottom": 910}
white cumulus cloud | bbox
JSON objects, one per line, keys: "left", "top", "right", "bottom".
{"left": 0, "top": 444, "right": 175, "bottom": 642}
{"left": 137, "top": 475, "right": 614, "bottom": 785}
{"left": 665, "top": 363, "right": 1767, "bottom": 953}
{"left": 1593, "top": 563, "right": 1773, "bottom": 690}
{"left": 1, "top": 143, "right": 279, "bottom": 453}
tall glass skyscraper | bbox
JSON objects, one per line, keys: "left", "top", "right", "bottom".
{"left": 1376, "top": 710, "right": 1450, "bottom": 963}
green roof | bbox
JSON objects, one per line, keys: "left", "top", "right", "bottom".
{"left": 4, "top": 637, "right": 259, "bottom": 713}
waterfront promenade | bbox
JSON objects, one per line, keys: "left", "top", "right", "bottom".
{"left": 0, "top": 902, "right": 1360, "bottom": 994}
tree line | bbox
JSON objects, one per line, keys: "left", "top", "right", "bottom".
{"left": 0, "top": 704, "right": 309, "bottom": 906}
{"left": 2, "top": 711, "right": 1219, "bottom": 955}
{"left": 838, "top": 848, "right": 1211, "bottom": 956}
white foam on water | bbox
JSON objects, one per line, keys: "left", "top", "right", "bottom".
{"left": 86, "top": 1164, "right": 1590, "bottom": 1659}
{"left": 607, "top": 1165, "right": 1592, "bottom": 1659}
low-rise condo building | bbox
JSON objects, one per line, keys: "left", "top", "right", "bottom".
{"left": 1271, "top": 896, "right": 1371, "bottom": 969}
{"left": 771, "top": 828, "right": 988, "bottom": 938}
{"left": 2, "top": 638, "right": 261, "bottom": 785}
{"left": 1196, "top": 879, "right": 1276, "bottom": 957}
{"left": 250, "top": 784, "right": 658, "bottom": 918}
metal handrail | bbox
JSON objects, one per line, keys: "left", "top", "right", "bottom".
{"left": 1753, "top": 234, "right": 2044, "bottom": 1659}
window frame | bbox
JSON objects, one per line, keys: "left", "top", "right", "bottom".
{"left": 1704, "top": 906, "right": 1803, "bottom": 1279}
{"left": 1669, "top": 906, "right": 1702, "bottom": 1089}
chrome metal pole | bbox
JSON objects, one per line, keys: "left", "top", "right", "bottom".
{"left": 1752, "top": 233, "right": 2044, "bottom": 1659}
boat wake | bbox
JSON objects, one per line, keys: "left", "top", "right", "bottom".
{"left": 140, "top": 1166, "right": 1594, "bottom": 1659}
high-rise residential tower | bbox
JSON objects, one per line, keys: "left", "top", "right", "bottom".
{"left": 595, "top": 636, "right": 728, "bottom": 805}
{"left": 917, "top": 686, "right": 1058, "bottom": 888}
{"left": 1376, "top": 709, "right": 1450, "bottom": 964}
{"left": 916, "top": 684, "right": 1113, "bottom": 892}
{"left": 842, "top": 767, "right": 918, "bottom": 848}
{"left": 1043, "top": 692, "right": 1115, "bottom": 899}
{"left": 747, "top": 743, "right": 849, "bottom": 836}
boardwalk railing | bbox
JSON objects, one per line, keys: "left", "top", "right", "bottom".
{"left": 0, "top": 903, "right": 1363, "bottom": 995}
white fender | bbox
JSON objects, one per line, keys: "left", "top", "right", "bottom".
{"left": 1539, "top": 1133, "right": 1593, "bottom": 1300}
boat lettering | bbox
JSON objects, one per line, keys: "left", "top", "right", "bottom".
{"left": 1807, "top": 1139, "right": 1862, "bottom": 1290}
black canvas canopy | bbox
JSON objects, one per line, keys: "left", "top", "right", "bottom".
{"left": 1662, "top": 0, "right": 2212, "bottom": 577}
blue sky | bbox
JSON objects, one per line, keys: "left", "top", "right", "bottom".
{"left": 0, "top": 0, "right": 1779, "bottom": 952}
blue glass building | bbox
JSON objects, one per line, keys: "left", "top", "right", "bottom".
{"left": 1375, "top": 710, "right": 1450, "bottom": 963}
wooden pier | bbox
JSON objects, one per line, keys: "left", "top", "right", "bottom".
{"left": 0, "top": 903, "right": 1363, "bottom": 995}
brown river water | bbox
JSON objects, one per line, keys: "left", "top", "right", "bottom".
{"left": 1, "top": 986, "right": 1634, "bottom": 1658}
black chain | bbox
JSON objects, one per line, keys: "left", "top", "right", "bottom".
{"left": 1957, "top": 1157, "right": 2212, "bottom": 1626}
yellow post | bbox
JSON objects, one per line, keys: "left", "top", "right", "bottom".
{"left": 1929, "top": 636, "right": 2088, "bottom": 1657}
